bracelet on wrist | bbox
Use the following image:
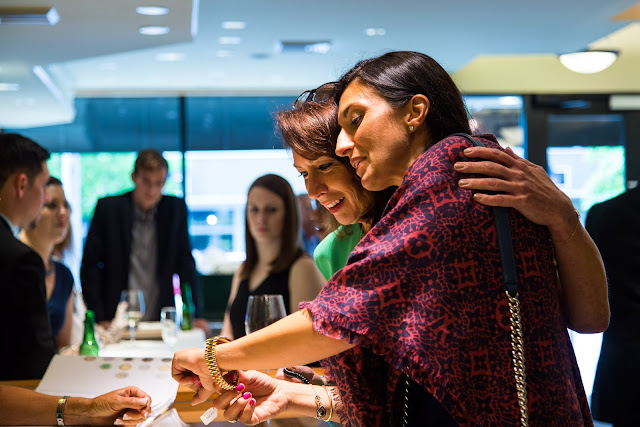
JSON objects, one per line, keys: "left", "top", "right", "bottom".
{"left": 312, "top": 385, "right": 327, "bottom": 420}
{"left": 321, "top": 384, "right": 333, "bottom": 422}
{"left": 204, "top": 336, "right": 238, "bottom": 391}
{"left": 550, "top": 209, "right": 580, "bottom": 244}
{"left": 56, "top": 396, "right": 69, "bottom": 426}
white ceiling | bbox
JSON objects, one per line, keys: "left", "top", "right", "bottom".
{"left": 1, "top": 0, "right": 639, "bottom": 128}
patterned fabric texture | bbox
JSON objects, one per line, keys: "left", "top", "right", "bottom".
{"left": 301, "top": 134, "right": 592, "bottom": 426}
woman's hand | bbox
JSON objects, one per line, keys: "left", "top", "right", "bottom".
{"left": 68, "top": 386, "right": 151, "bottom": 425}
{"left": 171, "top": 347, "right": 216, "bottom": 404}
{"left": 455, "top": 146, "right": 576, "bottom": 237}
{"left": 214, "top": 370, "right": 290, "bottom": 425}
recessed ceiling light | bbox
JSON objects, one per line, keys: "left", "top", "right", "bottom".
{"left": 364, "top": 28, "right": 386, "bottom": 36}
{"left": 222, "top": 21, "right": 246, "bottom": 30}
{"left": 305, "top": 42, "right": 331, "bottom": 54}
{"left": 136, "top": 6, "right": 169, "bottom": 16}
{"left": 0, "top": 83, "right": 19, "bottom": 91}
{"left": 139, "top": 26, "right": 170, "bottom": 35}
{"left": 277, "top": 40, "right": 332, "bottom": 54}
{"left": 216, "top": 50, "right": 232, "bottom": 58}
{"left": 155, "top": 52, "right": 185, "bottom": 62}
{"left": 219, "top": 36, "right": 242, "bottom": 45}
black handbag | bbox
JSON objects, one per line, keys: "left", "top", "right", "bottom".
{"left": 402, "top": 133, "right": 529, "bottom": 427}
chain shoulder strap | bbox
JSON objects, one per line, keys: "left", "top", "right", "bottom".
{"left": 453, "top": 133, "right": 529, "bottom": 426}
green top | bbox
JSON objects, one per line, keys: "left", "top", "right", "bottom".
{"left": 313, "top": 223, "right": 363, "bottom": 281}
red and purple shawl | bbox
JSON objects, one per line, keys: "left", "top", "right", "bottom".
{"left": 301, "top": 134, "right": 591, "bottom": 426}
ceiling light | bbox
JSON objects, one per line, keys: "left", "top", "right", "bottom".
{"left": 222, "top": 21, "right": 246, "bottom": 30}
{"left": 155, "top": 52, "right": 185, "bottom": 62}
{"left": 136, "top": 6, "right": 169, "bottom": 16}
{"left": 364, "top": 28, "right": 386, "bottom": 36}
{"left": 219, "top": 36, "right": 242, "bottom": 45}
{"left": 216, "top": 50, "right": 232, "bottom": 58}
{"left": 0, "top": 83, "right": 19, "bottom": 91}
{"left": 0, "top": 7, "right": 59, "bottom": 25}
{"left": 558, "top": 50, "right": 618, "bottom": 74}
{"left": 139, "top": 26, "right": 170, "bottom": 35}
{"left": 277, "top": 40, "right": 332, "bottom": 54}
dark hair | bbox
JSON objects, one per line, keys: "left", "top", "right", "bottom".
{"left": 240, "top": 174, "right": 304, "bottom": 279}
{"left": 134, "top": 149, "right": 168, "bottom": 174}
{"left": 336, "top": 51, "right": 471, "bottom": 144}
{"left": 0, "top": 133, "right": 50, "bottom": 188}
{"left": 47, "top": 176, "right": 73, "bottom": 257}
{"left": 276, "top": 99, "right": 395, "bottom": 233}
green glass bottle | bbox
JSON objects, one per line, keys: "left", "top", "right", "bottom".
{"left": 79, "top": 310, "right": 100, "bottom": 356}
{"left": 181, "top": 282, "right": 194, "bottom": 331}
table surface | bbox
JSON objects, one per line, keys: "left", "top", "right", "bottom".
{"left": 1, "top": 369, "right": 325, "bottom": 426}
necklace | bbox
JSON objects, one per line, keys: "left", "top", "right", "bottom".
{"left": 45, "top": 261, "right": 54, "bottom": 276}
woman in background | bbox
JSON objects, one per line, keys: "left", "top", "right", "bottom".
{"left": 20, "top": 176, "right": 74, "bottom": 350}
{"left": 220, "top": 174, "right": 324, "bottom": 339}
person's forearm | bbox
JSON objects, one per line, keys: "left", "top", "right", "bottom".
{"left": 549, "top": 211, "right": 610, "bottom": 333}
{"left": 0, "top": 386, "right": 59, "bottom": 425}
{"left": 217, "top": 309, "right": 354, "bottom": 371}
{"left": 284, "top": 382, "right": 341, "bottom": 422}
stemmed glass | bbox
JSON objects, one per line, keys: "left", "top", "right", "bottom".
{"left": 245, "top": 294, "right": 287, "bottom": 336}
{"left": 245, "top": 294, "right": 286, "bottom": 426}
{"left": 120, "top": 290, "right": 145, "bottom": 342}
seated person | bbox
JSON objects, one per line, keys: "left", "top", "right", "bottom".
{"left": 20, "top": 177, "right": 74, "bottom": 350}
{"left": 220, "top": 174, "right": 324, "bottom": 339}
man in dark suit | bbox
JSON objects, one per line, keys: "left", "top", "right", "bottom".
{"left": 81, "top": 149, "right": 210, "bottom": 334}
{"left": 587, "top": 186, "right": 640, "bottom": 427}
{"left": 0, "top": 133, "right": 55, "bottom": 380}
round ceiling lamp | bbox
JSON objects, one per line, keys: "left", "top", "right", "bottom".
{"left": 558, "top": 50, "right": 618, "bottom": 74}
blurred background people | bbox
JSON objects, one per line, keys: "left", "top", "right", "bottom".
{"left": 221, "top": 174, "right": 324, "bottom": 339}
{"left": 81, "top": 149, "right": 210, "bottom": 335}
{"left": 587, "top": 185, "right": 640, "bottom": 426}
{"left": 0, "top": 133, "right": 55, "bottom": 380}
{"left": 19, "top": 177, "right": 74, "bottom": 350}
{"left": 296, "top": 193, "right": 330, "bottom": 256}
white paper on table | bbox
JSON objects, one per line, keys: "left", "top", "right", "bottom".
{"left": 35, "top": 355, "right": 179, "bottom": 414}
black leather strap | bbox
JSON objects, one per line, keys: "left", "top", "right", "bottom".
{"left": 451, "top": 133, "right": 519, "bottom": 296}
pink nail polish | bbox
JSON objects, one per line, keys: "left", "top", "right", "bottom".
{"left": 196, "top": 381, "right": 202, "bottom": 387}
{"left": 242, "top": 392, "right": 252, "bottom": 400}
{"left": 249, "top": 398, "right": 256, "bottom": 406}
{"left": 236, "top": 383, "right": 245, "bottom": 392}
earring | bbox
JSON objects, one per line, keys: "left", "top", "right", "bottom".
{"left": 409, "top": 126, "right": 414, "bottom": 132}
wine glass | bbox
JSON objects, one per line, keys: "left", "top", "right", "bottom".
{"left": 161, "top": 306, "right": 179, "bottom": 348}
{"left": 245, "top": 294, "right": 286, "bottom": 426}
{"left": 245, "top": 294, "right": 287, "bottom": 336}
{"left": 120, "top": 289, "right": 145, "bottom": 342}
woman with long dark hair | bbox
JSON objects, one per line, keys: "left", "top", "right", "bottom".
{"left": 220, "top": 174, "right": 324, "bottom": 339}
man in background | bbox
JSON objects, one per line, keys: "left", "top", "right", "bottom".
{"left": 587, "top": 185, "right": 640, "bottom": 426}
{"left": 0, "top": 133, "right": 55, "bottom": 379}
{"left": 81, "top": 149, "right": 210, "bottom": 334}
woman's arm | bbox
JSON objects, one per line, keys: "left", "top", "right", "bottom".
{"left": 0, "top": 385, "right": 150, "bottom": 426}
{"left": 455, "top": 146, "right": 609, "bottom": 333}
{"left": 172, "top": 309, "right": 354, "bottom": 404}
{"left": 55, "top": 293, "right": 74, "bottom": 349}
{"left": 288, "top": 256, "right": 325, "bottom": 314}
{"left": 220, "top": 269, "right": 243, "bottom": 339}
{"left": 212, "top": 370, "right": 341, "bottom": 425}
